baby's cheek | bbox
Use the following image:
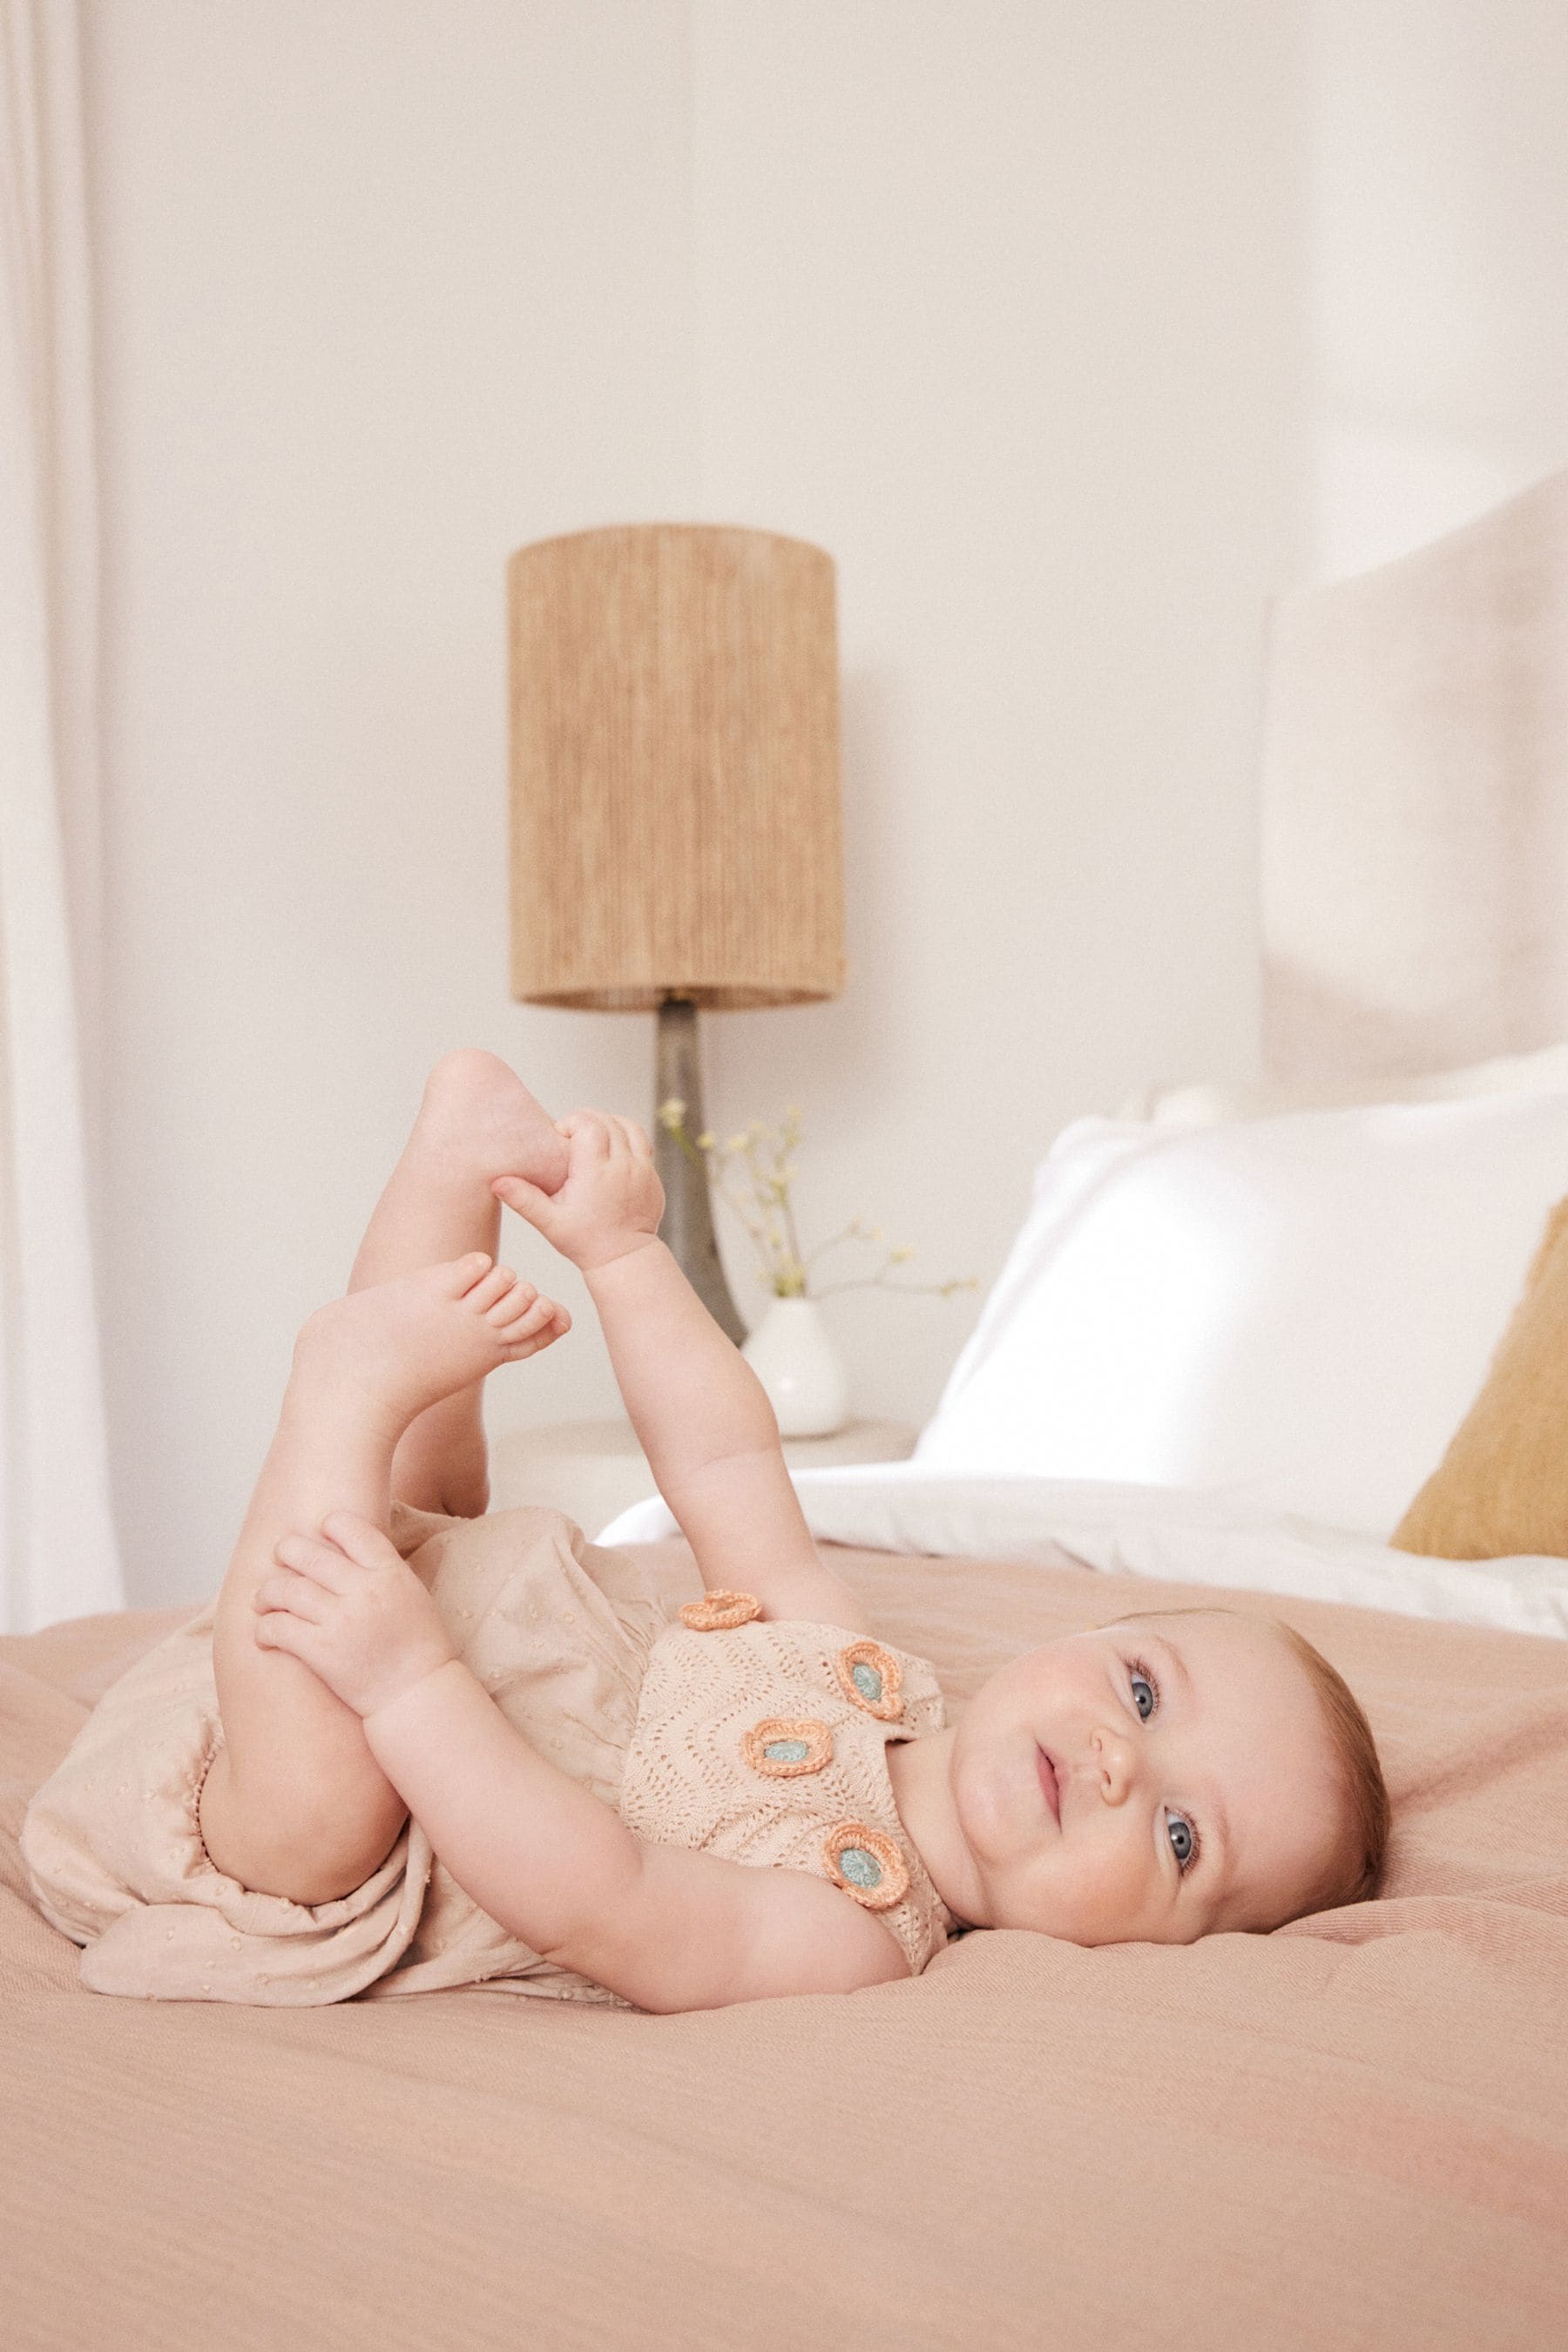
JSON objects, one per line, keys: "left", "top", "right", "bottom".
{"left": 1062, "top": 1838, "right": 1154, "bottom": 1946}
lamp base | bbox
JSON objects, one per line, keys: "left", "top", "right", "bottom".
{"left": 652, "top": 999, "right": 747, "bottom": 1345}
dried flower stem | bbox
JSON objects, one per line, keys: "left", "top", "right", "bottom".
{"left": 656, "top": 1098, "right": 975, "bottom": 1306}
{"left": 813, "top": 1270, "right": 978, "bottom": 1301}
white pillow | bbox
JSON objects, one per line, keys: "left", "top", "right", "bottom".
{"left": 916, "top": 1091, "right": 1568, "bottom": 1537}
{"left": 1119, "top": 1037, "right": 1568, "bottom": 1129}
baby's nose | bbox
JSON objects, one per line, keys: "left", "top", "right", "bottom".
{"left": 1091, "top": 1725, "right": 1140, "bottom": 1803}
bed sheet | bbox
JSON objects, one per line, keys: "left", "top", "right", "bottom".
{"left": 4, "top": 1535, "right": 1566, "bottom": 2351}
{"left": 603, "top": 1464, "right": 1568, "bottom": 1639}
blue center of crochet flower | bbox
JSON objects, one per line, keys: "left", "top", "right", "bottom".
{"left": 838, "top": 1846, "right": 882, "bottom": 1889}
{"left": 764, "top": 1739, "right": 810, "bottom": 1762}
{"left": 851, "top": 1663, "right": 883, "bottom": 1702}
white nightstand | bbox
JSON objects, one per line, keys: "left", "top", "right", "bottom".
{"left": 488, "top": 1416, "right": 917, "bottom": 1538}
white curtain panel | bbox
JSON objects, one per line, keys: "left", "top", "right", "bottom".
{"left": 0, "top": 0, "right": 123, "bottom": 1631}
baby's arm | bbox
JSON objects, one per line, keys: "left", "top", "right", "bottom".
{"left": 495, "top": 1114, "right": 874, "bottom": 1627}
{"left": 363, "top": 1658, "right": 910, "bottom": 2010}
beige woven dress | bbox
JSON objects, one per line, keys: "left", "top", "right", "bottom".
{"left": 20, "top": 1504, "right": 957, "bottom": 2008}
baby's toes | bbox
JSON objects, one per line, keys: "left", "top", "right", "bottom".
{"left": 484, "top": 1276, "right": 537, "bottom": 1328}
{"left": 500, "top": 1291, "right": 566, "bottom": 1345}
{"left": 463, "top": 1261, "right": 519, "bottom": 1315}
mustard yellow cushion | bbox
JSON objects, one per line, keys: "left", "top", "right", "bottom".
{"left": 1392, "top": 1196, "right": 1568, "bottom": 1558}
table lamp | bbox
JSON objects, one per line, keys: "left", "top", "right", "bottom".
{"left": 508, "top": 523, "right": 845, "bottom": 1342}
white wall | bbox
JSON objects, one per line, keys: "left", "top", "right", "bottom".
{"left": 1308, "top": 0, "right": 1568, "bottom": 575}
{"left": 689, "top": 0, "right": 1303, "bottom": 1415}
{"left": 84, "top": 0, "right": 699, "bottom": 1603}
{"left": 79, "top": 2, "right": 1568, "bottom": 1606}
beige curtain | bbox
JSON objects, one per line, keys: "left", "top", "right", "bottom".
{"left": 0, "top": 0, "right": 122, "bottom": 1630}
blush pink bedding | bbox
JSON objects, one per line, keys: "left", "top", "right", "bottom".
{"left": 4, "top": 1535, "right": 1566, "bottom": 2350}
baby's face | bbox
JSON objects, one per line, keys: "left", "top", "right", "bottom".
{"left": 948, "top": 1612, "right": 1342, "bottom": 1944}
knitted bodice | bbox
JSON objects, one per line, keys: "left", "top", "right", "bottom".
{"left": 615, "top": 1593, "right": 957, "bottom": 1978}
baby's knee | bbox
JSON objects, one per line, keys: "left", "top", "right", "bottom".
{"left": 199, "top": 1749, "right": 406, "bottom": 1906}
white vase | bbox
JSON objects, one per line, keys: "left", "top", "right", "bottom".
{"left": 741, "top": 1297, "right": 850, "bottom": 1438}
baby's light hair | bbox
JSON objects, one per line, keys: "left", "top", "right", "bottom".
{"left": 1103, "top": 1605, "right": 1390, "bottom": 1922}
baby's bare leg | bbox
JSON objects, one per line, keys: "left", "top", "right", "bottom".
{"left": 349, "top": 1051, "right": 570, "bottom": 1517}
{"left": 199, "top": 1255, "right": 562, "bottom": 1905}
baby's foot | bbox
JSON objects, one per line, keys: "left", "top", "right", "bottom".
{"left": 289, "top": 1254, "right": 569, "bottom": 1439}
{"left": 412, "top": 1049, "right": 570, "bottom": 1195}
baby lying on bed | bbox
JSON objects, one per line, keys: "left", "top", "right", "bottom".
{"left": 23, "top": 1051, "right": 1389, "bottom": 2011}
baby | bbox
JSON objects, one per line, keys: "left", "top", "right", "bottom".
{"left": 29, "top": 1051, "right": 1389, "bottom": 2011}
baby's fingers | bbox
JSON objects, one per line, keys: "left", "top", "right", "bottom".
{"left": 492, "top": 1173, "right": 553, "bottom": 1227}
{"left": 319, "top": 1511, "right": 404, "bottom": 1572}
{"left": 252, "top": 1567, "right": 328, "bottom": 1621}
{"left": 270, "top": 1532, "right": 355, "bottom": 1592}
{"left": 252, "top": 1606, "right": 333, "bottom": 1681}
{"left": 558, "top": 1110, "right": 612, "bottom": 1159}
{"left": 606, "top": 1114, "right": 648, "bottom": 1161}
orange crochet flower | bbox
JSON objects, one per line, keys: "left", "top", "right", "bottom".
{"left": 821, "top": 1821, "right": 909, "bottom": 1911}
{"left": 679, "top": 1590, "right": 763, "bottom": 1632}
{"left": 742, "top": 1718, "right": 834, "bottom": 1778}
{"left": 833, "top": 1639, "right": 904, "bottom": 1721}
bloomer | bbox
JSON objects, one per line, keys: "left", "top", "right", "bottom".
{"left": 20, "top": 1505, "right": 666, "bottom": 2008}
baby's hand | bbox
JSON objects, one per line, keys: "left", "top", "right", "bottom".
{"left": 491, "top": 1110, "right": 665, "bottom": 1272}
{"left": 251, "top": 1512, "right": 458, "bottom": 1720}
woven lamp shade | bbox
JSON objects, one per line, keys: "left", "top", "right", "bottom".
{"left": 508, "top": 524, "right": 844, "bottom": 1010}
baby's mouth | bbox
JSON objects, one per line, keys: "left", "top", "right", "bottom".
{"left": 1036, "top": 1745, "right": 1061, "bottom": 1824}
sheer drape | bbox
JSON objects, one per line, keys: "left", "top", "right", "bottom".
{"left": 0, "top": 0, "right": 122, "bottom": 1630}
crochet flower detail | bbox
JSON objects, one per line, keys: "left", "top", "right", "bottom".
{"left": 833, "top": 1639, "right": 904, "bottom": 1721}
{"left": 821, "top": 1821, "right": 909, "bottom": 1911}
{"left": 742, "top": 1718, "right": 834, "bottom": 1778}
{"left": 679, "top": 1590, "right": 763, "bottom": 1632}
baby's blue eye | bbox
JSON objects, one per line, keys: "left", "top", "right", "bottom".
{"left": 1129, "top": 1666, "right": 1157, "bottom": 1721}
{"left": 1166, "top": 1812, "right": 1196, "bottom": 1869}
